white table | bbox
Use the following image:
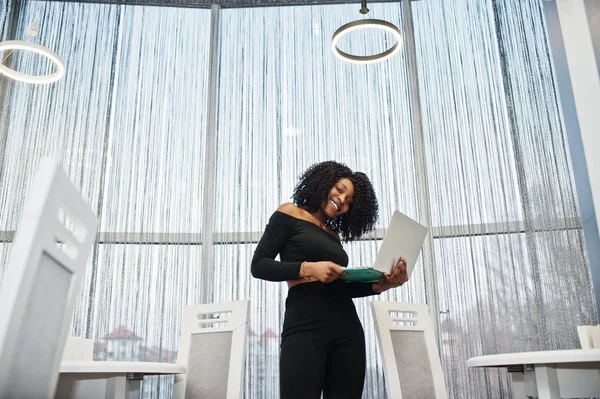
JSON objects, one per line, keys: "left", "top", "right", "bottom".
{"left": 56, "top": 360, "right": 186, "bottom": 399}
{"left": 467, "top": 349, "right": 600, "bottom": 399}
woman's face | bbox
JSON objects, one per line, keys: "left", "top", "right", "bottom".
{"left": 322, "top": 177, "right": 355, "bottom": 218}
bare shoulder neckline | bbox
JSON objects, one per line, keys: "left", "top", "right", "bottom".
{"left": 274, "top": 204, "right": 341, "bottom": 241}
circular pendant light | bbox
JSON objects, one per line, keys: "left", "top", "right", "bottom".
{"left": 0, "top": 40, "right": 65, "bottom": 84}
{"left": 331, "top": 0, "right": 401, "bottom": 64}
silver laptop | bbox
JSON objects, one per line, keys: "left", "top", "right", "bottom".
{"left": 343, "top": 210, "right": 429, "bottom": 283}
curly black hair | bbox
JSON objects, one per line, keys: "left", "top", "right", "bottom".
{"left": 291, "top": 161, "right": 379, "bottom": 241}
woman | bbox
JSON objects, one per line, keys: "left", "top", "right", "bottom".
{"left": 251, "top": 160, "right": 408, "bottom": 399}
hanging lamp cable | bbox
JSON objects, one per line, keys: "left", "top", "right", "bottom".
{"left": 360, "top": 0, "right": 369, "bottom": 15}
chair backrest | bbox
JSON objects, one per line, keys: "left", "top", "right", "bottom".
{"left": 0, "top": 158, "right": 98, "bottom": 399}
{"left": 371, "top": 301, "right": 447, "bottom": 399}
{"left": 174, "top": 300, "right": 250, "bottom": 399}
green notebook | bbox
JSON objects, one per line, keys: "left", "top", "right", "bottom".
{"left": 342, "top": 268, "right": 385, "bottom": 283}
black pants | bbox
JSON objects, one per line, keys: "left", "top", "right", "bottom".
{"left": 279, "top": 282, "right": 366, "bottom": 399}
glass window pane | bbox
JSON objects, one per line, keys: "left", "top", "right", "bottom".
{"left": 215, "top": 3, "right": 421, "bottom": 235}
{"left": 212, "top": 243, "right": 284, "bottom": 399}
{"left": 414, "top": 0, "right": 580, "bottom": 228}
{"left": 214, "top": 5, "right": 421, "bottom": 398}
{"left": 0, "top": 1, "right": 119, "bottom": 231}
{"left": 90, "top": 243, "right": 201, "bottom": 396}
{"left": 100, "top": 6, "right": 211, "bottom": 234}
{"left": 90, "top": 243, "right": 202, "bottom": 357}
{"left": 434, "top": 231, "right": 594, "bottom": 398}
{"left": 413, "top": 0, "right": 523, "bottom": 227}
{"left": 211, "top": 239, "right": 428, "bottom": 398}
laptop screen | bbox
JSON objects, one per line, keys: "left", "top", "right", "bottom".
{"left": 372, "top": 211, "right": 428, "bottom": 276}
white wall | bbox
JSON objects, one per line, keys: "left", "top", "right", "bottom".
{"left": 544, "top": 0, "right": 600, "bottom": 314}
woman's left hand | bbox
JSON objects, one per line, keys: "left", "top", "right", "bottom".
{"left": 373, "top": 257, "right": 408, "bottom": 294}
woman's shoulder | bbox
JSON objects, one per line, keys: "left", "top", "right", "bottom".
{"left": 266, "top": 203, "right": 303, "bottom": 229}
{"left": 276, "top": 202, "right": 301, "bottom": 217}
{"left": 275, "top": 203, "right": 341, "bottom": 241}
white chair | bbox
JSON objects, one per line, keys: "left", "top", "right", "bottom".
{"left": 371, "top": 301, "right": 448, "bottom": 399}
{"left": 173, "top": 300, "right": 250, "bottom": 399}
{"left": 0, "top": 158, "right": 98, "bottom": 399}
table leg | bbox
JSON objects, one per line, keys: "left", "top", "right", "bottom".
{"left": 534, "top": 365, "right": 560, "bottom": 399}
{"left": 509, "top": 366, "right": 538, "bottom": 399}
{"left": 127, "top": 373, "right": 143, "bottom": 399}
{"left": 106, "top": 376, "right": 128, "bottom": 399}
{"left": 510, "top": 371, "right": 527, "bottom": 398}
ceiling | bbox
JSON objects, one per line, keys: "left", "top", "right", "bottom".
{"left": 51, "top": 0, "right": 399, "bottom": 9}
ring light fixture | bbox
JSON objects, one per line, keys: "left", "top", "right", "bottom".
{"left": 331, "top": 19, "right": 402, "bottom": 64}
{"left": 0, "top": 40, "right": 65, "bottom": 84}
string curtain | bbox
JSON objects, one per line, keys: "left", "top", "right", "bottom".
{"left": 212, "top": 5, "right": 426, "bottom": 397}
{"left": 412, "top": 0, "right": 596, "bottom": 396}
{"left": 0, "top": 0, "right": 597, "bottom": 398}
{"left": 0, "top": 2, "right": 211, "bottom": 395}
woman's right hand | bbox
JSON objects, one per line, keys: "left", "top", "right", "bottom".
{"left": 301, "top": 261, "right": 347, "bottom": 284}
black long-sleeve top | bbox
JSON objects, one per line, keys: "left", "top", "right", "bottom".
{"left": 251, "top": 211, "right": 378, "bottom": 298}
